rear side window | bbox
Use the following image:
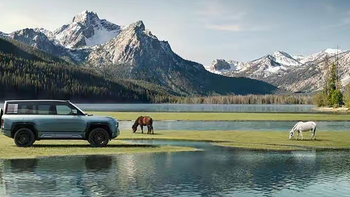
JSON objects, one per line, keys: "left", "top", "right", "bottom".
{"left": 6, "top": 104, "right": 18, "bottom": 114}
{"left": 18, "top": 103, "right": 35, "bottom": 114}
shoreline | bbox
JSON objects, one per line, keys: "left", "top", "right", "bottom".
{"left": 312, "top": 107, "right": 349, "bottom": 113}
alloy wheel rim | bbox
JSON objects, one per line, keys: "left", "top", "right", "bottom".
{"left": 93, "top": 131, "right": 106, "bottom": 145}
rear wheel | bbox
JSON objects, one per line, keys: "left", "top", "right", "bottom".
{"left": 88, "top": 128, "right": 109, "bottom": 147}
{"left": 14, "top": 128, "right": 35, "bottom": 147}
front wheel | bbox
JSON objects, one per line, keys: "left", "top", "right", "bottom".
{"left": 14, "top": 128, "right": 35, "bottom": 147}
{"left": 88, "top": 128, "right": 109, "bottom": 147}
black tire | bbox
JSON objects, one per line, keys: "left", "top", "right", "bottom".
{"left": 14, "top": 128, "right": 35, "bottom": 147}
{"left": 88, "top": 128, "right": 109, "bottom": 147}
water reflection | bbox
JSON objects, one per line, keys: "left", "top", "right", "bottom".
{"left": 0, "top": 145, "right": 350, "bottom": 196}
{"left": 120, "top": 120, "right": 350, "bottom": 131}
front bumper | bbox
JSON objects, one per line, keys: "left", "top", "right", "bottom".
{"left": 111, "top": 126, "right": 120, "bottom": 139}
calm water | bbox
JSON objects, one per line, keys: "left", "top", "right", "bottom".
{"left": 119, "top": 120, "right": 350, "bottom": 131}
{"left": 76, "top": 104, "right": 315, "bottom": 113}
{"left": 0, "top": 141, "right": 350, "bottom": 197}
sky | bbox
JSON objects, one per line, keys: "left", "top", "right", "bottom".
{"left": 1, "top": 0, "right": 350, "bottom": 65}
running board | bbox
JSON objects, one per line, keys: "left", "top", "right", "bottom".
{"left": 40, "top": 132, "right": 83, "bottom": 139}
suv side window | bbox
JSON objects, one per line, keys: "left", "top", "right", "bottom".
{"left": 37, "top": 104, "right": 56, "bottom": 115}
{"left": 56, "top": 105, "right": 73, "bottom": 115}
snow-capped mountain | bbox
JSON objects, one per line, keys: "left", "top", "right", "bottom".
{"left": 208, "top": 51, "right": 302, "bottom": 77}
{"left": 9, "top": 28, "right": 68, "bottom": 56}
{"left": 0, "top": 10, "right": 278, "bottom": 95}
{"left": 87, "top": 20, "right": 276, "bottom": 95}
{"left": 207, "top": 49, "right": 346, "bottom": 92}
{"left": 0, "top": 31, "right": 8, "bottom": 38}
{"left": 295, "top": 48, "right": 342, "bottom": 64}
{"left": 53, "top": 10, "right": 121, "bottom": 48}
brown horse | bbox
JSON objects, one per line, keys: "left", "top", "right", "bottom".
{"left": 132, "top": 116, "right": 154, "bottom": 134}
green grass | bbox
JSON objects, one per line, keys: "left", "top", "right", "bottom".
{"left": 88, "top": 111, "right": 350, "bottom": 121}
{"left": 118, "top": 130, "right": 350, "bottom": 151}
{"left": 0, "top": 136, "right": 197, "bottom": 159}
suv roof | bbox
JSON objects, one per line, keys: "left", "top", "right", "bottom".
{"left": 5, "top": 100, "right": 69, "bottom": 103}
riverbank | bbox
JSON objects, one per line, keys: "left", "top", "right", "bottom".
{"left": 89, "top": 111, "right": 350, "bottom": 121}
{"left": 312, "top": 107, "right": 349, "bottom": 113}
{"left": 0, "top": 136, "right": 197, "bottom": 159}
{"left": 118, "top": 130, "right": 350, "bottom": 151}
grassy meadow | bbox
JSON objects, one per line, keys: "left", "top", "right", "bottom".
{"left": 0, "top": 135, "right": 197, "bottom": 159}
{"left": 118, "top": 130, "right": 350, "bottom": 151}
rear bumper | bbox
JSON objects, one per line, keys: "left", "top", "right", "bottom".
{"left": 1, "top": 128, "right": 11, "bottom": 138}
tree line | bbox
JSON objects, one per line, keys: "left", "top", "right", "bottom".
{"left": 152, "top": 94, "right": 312, "bottom": 104}
{"left": 0, "top": 52, "right": 164, "bottom": 102}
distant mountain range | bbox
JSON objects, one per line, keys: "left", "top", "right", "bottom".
{"left": 206, "top": 49, "right": 349, "bottom": 92}
{"left": 0, "top": 10, "right": 277, "bottom": 97}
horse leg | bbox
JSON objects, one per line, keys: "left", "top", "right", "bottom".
{"left": 300, "top": 131, "right": 303, "bottom": 140}
{"left": 147, "top": 126, "right": 151, "bottom": 134}
{"left": 151, "top": 125, "right": 154, "bottom": 134}
{"left": 141, "top": 125, "right": 143, "bottom": 134}
{"left": 296, "top": 131, "right": 299, "bottom": 140}
{"left": 312, "top": 127, "right": 317, "bottom": 140}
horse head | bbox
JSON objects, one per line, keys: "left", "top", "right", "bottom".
{"left": 132, "top": 124, "right": 137, "bottom": 133}
{"left": 289, "top": 129, "right": 295, "bottom": 140}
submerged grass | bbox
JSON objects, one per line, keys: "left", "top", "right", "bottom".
{"left": 88, "top": 112, "right": 350, "bottom": 121}
{"left": 118, "top": 130, "right": 350, "bottom": 151}
{"left": 0, "top": 136, "right": 197, "bottom": 159}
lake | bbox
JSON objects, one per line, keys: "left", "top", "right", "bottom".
{"left": 119, "top": 120, "right": 350, "bottom": 131}
{"left": 1, "top": 141, "right": 350, "bottom": 197}
{"left": 76, "top": 104, "right": 315, "bottom": 113}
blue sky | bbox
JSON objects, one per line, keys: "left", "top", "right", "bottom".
{"left": 1, "top": 0, "right": 350, "bottom": 65}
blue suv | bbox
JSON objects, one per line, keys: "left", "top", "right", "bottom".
{"left": 0, "top": 100, "right": 120, "bottom": 147}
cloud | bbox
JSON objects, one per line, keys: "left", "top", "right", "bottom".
{"left": 323, "top": 9, "right": 350, "bottom": 29}
{"left": 195, "top": 0, "right": 269, "bottom": 33}
{"left": 195, "top": 0, "right": 246, "bottom": 22}
{"left": 205, "top": 24, "right": 269, "bottom": 32}
{"left": 205, "top": 24, "right": 242, "bottom": 32}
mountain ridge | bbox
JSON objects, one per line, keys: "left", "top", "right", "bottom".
{"left": 3, "top": 10, "right": 278, "bottom": 96}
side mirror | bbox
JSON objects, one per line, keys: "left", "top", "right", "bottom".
{"left": 72, "top": 109, "right": 78, "bottom": 115}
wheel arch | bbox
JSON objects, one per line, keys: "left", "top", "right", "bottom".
{"left": 85, "top": 122, "right": 112, "bottom": 139}
{"left": 11, "top": 122, "right": 38, "bottom": 139}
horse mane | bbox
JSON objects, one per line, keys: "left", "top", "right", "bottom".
{"left": 133, "top": 116, "right": 143, "bottom": 127}
{"left": 291, "top": 122, "right": 300, "bottom": 131}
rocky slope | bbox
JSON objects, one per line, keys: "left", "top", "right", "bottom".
{"left": 87, "top": 21, "right": 277, "bottom": 95}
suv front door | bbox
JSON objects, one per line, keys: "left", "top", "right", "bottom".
{"left": 54, "top": 103, "right": 86, "bottom": 138}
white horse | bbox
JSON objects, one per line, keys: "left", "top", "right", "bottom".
{"left": 289, "top": 121, "right": 317, "bottom": 140}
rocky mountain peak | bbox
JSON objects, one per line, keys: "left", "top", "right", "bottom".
{"left": 72, "top": 10, "right": 99, "bottom": 24}
{"left": 53, "top": 10, "right": 121, "bottom": 48}
{"left": 129, "top": 20, "right": 145, "bottom": 31}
